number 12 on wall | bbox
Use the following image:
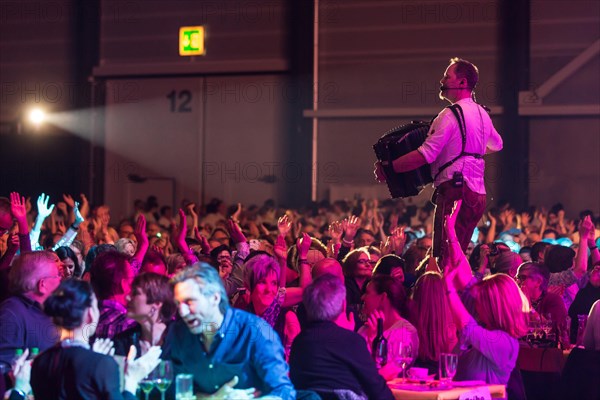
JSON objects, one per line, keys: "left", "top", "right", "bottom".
{"left": 167, "top": 90, "right": 192, "bottom": 112}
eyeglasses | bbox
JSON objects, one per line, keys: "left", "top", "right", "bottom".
{"left": 515, "top": 274, "right": 530, "bottom": 283}
{"left": 356, "top": 259, "right": 373, "bottom": 265}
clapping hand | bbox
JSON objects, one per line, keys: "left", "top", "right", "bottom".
{"left": 124, "top": 345, "right": 162, "bottom": 395}
{"left": 92, "top": 338, "right": 115, "bottom": 356}
{"left": 11, "top": 348, "right": 31, "bottom": 395}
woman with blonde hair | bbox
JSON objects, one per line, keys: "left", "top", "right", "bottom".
{"left": 444, "top": 200, "right": 529, "bottom": 384}
{"left": 409, "top": 272, "right": 458, "bottom": 374}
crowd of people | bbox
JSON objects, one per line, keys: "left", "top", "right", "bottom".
{"left": 0, "top": 189, "right": 599, "bottom": 399}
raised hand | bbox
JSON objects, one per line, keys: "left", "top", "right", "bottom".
{"left": 193, "top": 226, "right": 211, "bottom": 254}
{"left": 37, "top": 193, "right": 55, "bottom": 219}
{"left": 79, "top": 194, "right": 90, "bottom": 219}
{"left": 579, "top": 215, "right": 594, "bottom": 238}
{"left": 296, "top": 232, "right": 312, "bottom": 259}
{"left": 227, "top": 219, "right": 246, "bottom": 244}
{"left": 232, "top": 202, "right": 243, "bottom": 222}
{"left": 135, "top": 214, "right": 149, "bottom": 247}
{"left": 342, "top": 215, "right": 361, "bottom": 241}
{"left": 277, "top": 214, "right": 292, "bottom": 238}
{"left": 73, "top": 202, "right": 84, "bottom": 225}
{"left": 328, "top": 221, "right": 343, "bottom": 242}
{"left": 380, "top": 236, "right": 392, "bottom": 255}
{"left": 565, "top": 219, "right": 576, "bottom": 235}
{"left": 444, "top": 200, "right": 462, "bottom": 238}
{"left": 537, "top": 210, "right": 547, "bottom": 225}
{"left": 10, "top": 192, "right": 27, "bottom": 226}
{"left": 389, "top": 226, "right": 406, "bottom": 254}
{"left": 62, "top": 193, "right": 75, "bottom": 208}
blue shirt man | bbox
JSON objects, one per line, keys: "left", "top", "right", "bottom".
{"left": 165, "top": 263, "right": 295, "bottom": 399}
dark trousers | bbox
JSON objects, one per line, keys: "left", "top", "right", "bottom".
{"left": 432, "top": 180, "right": 486, "bottom": 258}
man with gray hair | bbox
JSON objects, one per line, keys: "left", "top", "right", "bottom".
{"left": 164, "top": 263, "right": 296, "bottom": 399}
{"left": 289, "top": 274, "right": 394, "bottom": 400}
{"left": 0, "top": 251, "right": 62, "bottom": 370}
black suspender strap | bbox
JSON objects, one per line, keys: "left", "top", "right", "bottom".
{"left": 433, "top": 104, "right": 484, "bottom": 181}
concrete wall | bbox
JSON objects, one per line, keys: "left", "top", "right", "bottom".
{"left": 528, "top": 1, "right": 600, "bottom": 215}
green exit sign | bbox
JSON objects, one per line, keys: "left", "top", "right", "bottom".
{"left": 179, "top": 26, "right": 205, "bottom": 56}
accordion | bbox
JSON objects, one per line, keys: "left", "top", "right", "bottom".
{"left": 373, "top": 121, "right": 433, "bottom": 199}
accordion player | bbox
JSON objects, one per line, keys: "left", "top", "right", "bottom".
{"left": 373, "top": 121, "right": 433, "bottom": 199}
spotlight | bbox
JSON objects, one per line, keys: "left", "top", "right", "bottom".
{"left": 28, "top": 108, "right": 46, "bottom": 125}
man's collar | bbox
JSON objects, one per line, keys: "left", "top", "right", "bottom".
{"left": 19, "top": 294, "right": 44, "bottom": 309}
{"left": 198, "top": 307, "right": 231, "bottom": 343}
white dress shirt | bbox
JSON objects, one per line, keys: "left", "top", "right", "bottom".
{"left": 418, "top": 98, "right": 503, "bottom": 194}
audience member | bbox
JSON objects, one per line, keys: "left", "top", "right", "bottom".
{"left": 445, "top": 200, "right": 528, "bottom": 384}
{"left": 90, "top": 251, "right": 137, "bottom": 339}
{"left": 289, "top": 274, "right": 395, "bottom": 400}
{"left": 31, "top": 279, "right": 160, "bottom": 399}
{"left": 358, "top": 275, "right": 419, "bottom": 380}
{"left": 164, "top": 263, "right": 296, "bottom": 398}
{"left": 0, "top": 251, "right": 61, "bottom": 369}
{"left": 113, "top": 273, "right": 176, "bottom": 357}
{"left": 409, "top": 271, "right": 458, "bottom": 375}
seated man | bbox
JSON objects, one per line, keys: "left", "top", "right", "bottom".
{"left": 289, "top": 274, "right": 395, "bottom": 400}
{"left": 0, "top": 251, "right": 61, "bottom": 369}
{"left": 165, "top": 263, "right": 295, "bottom": 399}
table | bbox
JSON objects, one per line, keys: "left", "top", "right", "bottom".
{"left": 388, "top": 379, "right": 506, "bottom": 400}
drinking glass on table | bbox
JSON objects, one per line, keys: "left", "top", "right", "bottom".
{"left": 154, "top": 360, "right": 173, "bottom": 400}
{"left": 139, "top": 373, "right": 155, "bottom": 400}
{"left": 392, "top": 341, "right": 414, "bottom": 382}
{"left": 439, "top": 353, "right": 458, "bottom": 387}
{"left": 175, "top": 373, "right": 194, "bottom": 400}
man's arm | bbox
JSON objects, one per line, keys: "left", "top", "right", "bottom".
{"left": 392, "top": 149, "right": 428, "bottom": 173}
{"left": 485, "top": 124, "right": 503, "bottom": 154}
{"left": 252, "top": 321, "right": 296, "bottom": 398}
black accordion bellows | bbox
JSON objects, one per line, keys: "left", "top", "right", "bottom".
{"left": 373, "top": 121, "right": 433, "bottom": 199}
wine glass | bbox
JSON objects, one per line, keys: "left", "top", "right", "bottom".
{"left": 153, "top": 360, "right": 173, "bottom": 400}
{"left": 439, "top": 353, "right": 458, "bottom": 386}
{"left": 393, "top": 341, "right": 414, "bottom": 382}
{"left": 444, "top": 353, "right": 458, "bottom": 382}
{"left": 139, "top": 373, "right": 155, "bottom": 400}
